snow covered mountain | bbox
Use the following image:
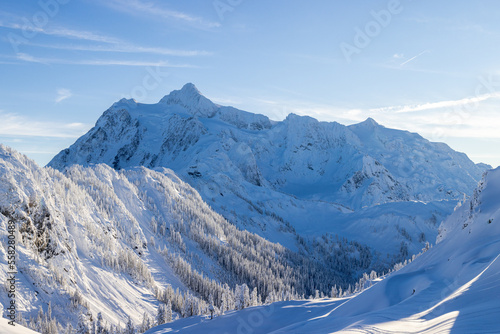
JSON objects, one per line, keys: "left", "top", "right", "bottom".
{"left": 48, "top": 83, "right": 488, "bottom": 266}
{"left": 0, "top": 145, "right": 341, "bottom": 332}
{"left": 1, "top": 83, "right": 494, "bottom": 332}
{"left": 49, "top": 83, "right": 485, "bottom": 209}
{"left": 147, "top": 167, "right": 500, "bottom": 333}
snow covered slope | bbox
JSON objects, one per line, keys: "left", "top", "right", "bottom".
{"left": 49, "top": 83, "right": 485, "bottom": 209}
{"left": 146, "top": 167, "right": 500, "bottom": 333}
{"left": 1, "top": 145, "right": 335, "bottom": 331}
{"left": 0, "top": 318, "right": 40, "bottom": 334}
{"left": 48, "top": 83, "right": 487, "bottom": 270}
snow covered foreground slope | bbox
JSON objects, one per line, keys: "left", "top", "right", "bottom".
{"left": 1, "top": 145, "right": 335, "bottom": 330}
{"left": 48, "top": 83, "right": 488, "bottom": 268}
{"left": 147, "top": 167, "right": 500, "bottom": 333}
{"left": 0, "top": 317, "right": 39, "bottom": 334}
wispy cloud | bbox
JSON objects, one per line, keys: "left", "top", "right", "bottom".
{"left": 210, "top": 97, "right": 243, "bottom": 106}
{"left": 368, "top": 92, "right": 500, "bottom": 114}
{"left": 379, "top": 50, "right": 462, "bottom": 76}
{"left": 23, "top": 41, "right": 212, "bottom": 57}
{"left": 55, "top": 88, "right": 72, "bottom": 103}
{"left": 0, "top": 12, "right": 211, "bottom": 57}
{"left": 104, "top": 0, "right": 220, "bottom": 29}
{"left": 0, "top": 16, "right": 120, "bottom": 44}
{"left": 399, "top": 50, "right": 429, "bottom": 67}
{"left": 12, "top": 53, "right": 197, "bottom": 67}
{"left": 247, "top": 92, "right": 500, "bottom": 145}
{"left": 16, "top": 52, "right": 47, "bottom": 64}
{"left": 0, "top": 110, "right": 90, "bottom": 138}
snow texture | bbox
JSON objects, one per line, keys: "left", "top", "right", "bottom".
{"left": 48, "top": 83, "right": 488, "bottom": 265}
{"left": 148, "top": 167, "right": 500, "bottom": 333}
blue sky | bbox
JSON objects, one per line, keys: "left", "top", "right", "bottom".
{"left": 1, "top": 0, "right": 500, "bottom": 167}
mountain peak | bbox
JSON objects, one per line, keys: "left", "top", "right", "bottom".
{"left": 361, "top": 117, "right": 379, "bottom": 126}
{"left": 160, "top": 83, "right": 203, "bottom": 103}
{"left": 180, "top": 82, "right": 201, "bottom": 94}
{"left": 159, "top": 83, "right": 218, "bottom": 117}
{"left": 111, "top": 97, "right": 137, "bottom": 109}
{"left": 348, "top": 117, "right": 381, "bottom": 133}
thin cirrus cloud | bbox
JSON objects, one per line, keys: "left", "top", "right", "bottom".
{"left": 103, "top": 0, "right": 221, "bottom": 29}
{"left": 55, "top": 88, "right": 72, "bottom": 103}
{"left": 0, "top": 12, "right": 211, "bottom": 57}
{"left": 368, "top": 92, "right": 500, "bottom": 114}
{"left": 247, "top": 93, "right": 500, "bottom": 142}
{"left": 399, "top": 50, "right": 430, "bottom": 67}
{"left": 24, "top": 41, "right": 212, "bottom": 57}
{"left": 0, "top": 110, "right": 90, "bottom": 138}
{"left": 14, "top": 53, "right": 197, "bottom": 68}
{"left": 0, "top": 16, "right": 120, "bottom": 44}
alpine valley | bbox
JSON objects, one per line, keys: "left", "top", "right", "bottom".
{"left": 1, "top": 83, "right": 497, "bottom": 333}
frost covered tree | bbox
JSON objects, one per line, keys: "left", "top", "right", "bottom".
{"left": 139, "top": 312, "right": 151, "bottom": 333}
{"left": 96, "top": 312, "right": 105, "bottom": 334}
{"left": 265, "top": 290, "right": 276, "bottom": 304}
{"left": 220, "top": 292, "right": 227, "bottom": 315}
{"left": 15, "top": 312, "right": 27, "bottom": 327}
{"left": 182, "top": 293, "right": 194, "bottom": 317}
{"left": 208, "top": 294, "right": 215, "bottom": 319}
{"left": 124, "top": 316, "right": 135, "bottom": 334}
{"left": 165, "top": 300, "right": 173, "bottom": 323}
{"left": 250, "top": 287, "right": 259, "bottom": 307}
{"left": 77, "top": 313, "right": 90, "bottom": 334}
{"left": 64, "top": 323, "right": 73, "bottom": 334}
{"left": 330, "top": 285, "right": 338, "bottom": 298}
{"left": 242, "top": 284, "right": 250, "bottom": 308}
{"left": 47, "top": 301, "right": 52, "bottom": 320}
{"left": 156, "top": 303, "right": 166, "bottom": 325}
{"left": 234, "top": 284, "right": 250, "bottom": 310}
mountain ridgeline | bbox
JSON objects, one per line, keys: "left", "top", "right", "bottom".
{"left": 50, "top": 83, "right": 485, "bottom": 209}
{"left": 0, "top": 145, "right": 344, "bottom": 332}
{"left": 0, "top": 83, "right": 491, "bottom": 332}
{"left": 49, "top": 83, "right": 487, "bottom": 260}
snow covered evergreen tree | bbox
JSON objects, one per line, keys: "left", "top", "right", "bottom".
{"left": 64, "top": 323, "right": 74, "bottom": 334}
{"left": 166, "top": 300, "right": 173, "bottom": 323}
{"left": 156, "top": 303, "right": 166, "bottom": 326}
{"left": 330, "top": 285, "right": 338, "bottom": 298}
{"left": 250, "top": 287, "right": 259, "bottom": 307}
{"left": 208, "top": 294, "right": 215, "bottom": 319}
{"left": 96, "top": 312, "right": 105, "bottom": 334}
{"left": 124, "top": 316, "right": 135, "bottom": 334}
{"left": 139, "top": 312, "right": 151, "bottom": 333}
{"left": 77, "top": 313, "right": 90, "bottom": 334}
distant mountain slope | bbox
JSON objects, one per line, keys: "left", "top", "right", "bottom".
{"left": 146, "top": 167, "right": 500, "bottom": 334}
{"left": 47, "top": 83, "right": 488, "bottom": 268}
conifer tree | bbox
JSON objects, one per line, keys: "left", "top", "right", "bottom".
{"left": 96, "top": 312, "right": 105, "bottom": 334}
{"left": 208, "top": 294, "right": 215, "bottom": 319}
{"left": 76, "top": 313, "right": 90, "bottom": 334}
{"left": 125, "top": 316, "right": 135, "bottom": 334}
{"left": 156, "top": 303, "right": 166, "bottom": 325}
{"left": 166, "top": 300, "right": 173, "bottom": 323}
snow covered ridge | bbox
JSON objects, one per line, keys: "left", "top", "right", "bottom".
{"left": 0, "top": 144, "right": 356, "bottom": 332}
{"left": 146, "top": 168, "right": 500, "bottom": 333}
{"left": 47, "top": 83, "right": 488, "bottom": 273}
{"left": 49, "top": 83, "right": 488, "bottom": 209}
